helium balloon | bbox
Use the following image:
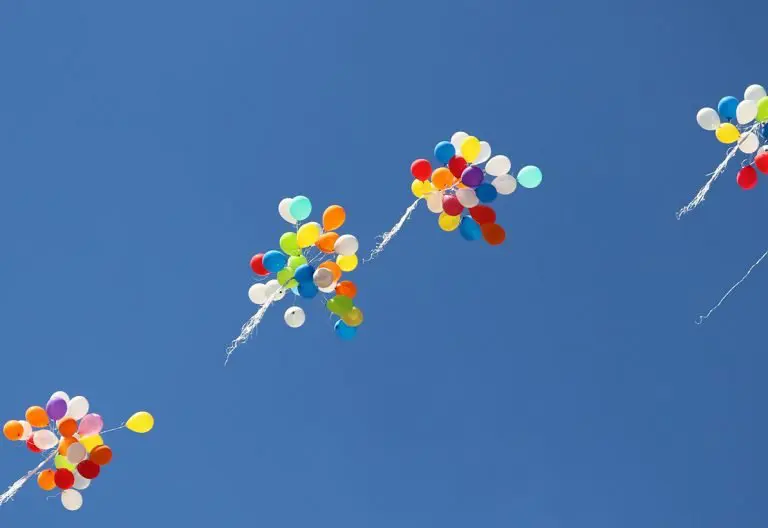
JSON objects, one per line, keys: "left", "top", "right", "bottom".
{"left": 485, "top": 155, "right": 511, "bottom": 177}
{"left": 442, "top": 194, "right": 464, "bottom": 216}
{"left": 65, "top": 443, "right": 87, "bottom": 465}
{"left": 46, "top": 397, "right": 67, "bottom": 421}
{"left": 474, "top": 141, "right": 492, "bottom": 164}
{"left": 434, "top": 141, "right": 456, "bottom": 164}
{"left": 335, "top": 281, "right": 357, "bottom": 299}
{"left": 284, "top": 307, "right": 306, "bottom": 328}
{"left": 78, "top": 414, "right": 104, "bottom": 437}
{"left": 248, "top": 283, "right": 268, "bottom": 305}
{"left": 26, "top": 406, "right": 49, "bottom": 428}
{"left": 334, "top": 234, "right": 359, "bottom": 256}
{"left": 448, "top": 156, "right": 468, "bottom": 178}
{"left": 250, "top": 254, "right": 269, "bottom": 276}
{"left": 470, "top": 205, "right": 496, "bottom": 225}
{"left": 54, "top": 469, "right": 75, "bottom": 490}
{"left": 745, "top": 84, "right": 767, "bottom": 102}
{"left": 278, "top": 198, "right": 297, "bottom": 224}
{"left": 264, "top": 279, "right": 284, "bottom": 300}
{"left": 126, "top": 411, "right": 154, "bottom": 434}
{"left": 737, "top": 100, "right": 758, "bottom": 124}
{"left": 327, "top": 295, "right": 354, "bottom": 316}
{"left": 313, "top": 267, "right": 334, "bottom": 288}
{"left": 718, "top": 96, "right": 738, "bottom": 120}
{"left": 287, "top": 255, "right": 307, "bottom": 269}
{"left": 323, "top": 205, "right": 346, "bottom": 231}
{"left": 33, "top": 429, "right": 58, "bottom": 450}
{"left": 517, "top": 165, "right": 543, "bottom": 189}
{"left": 341, "top": 306, "right": 364, "bottom": 327}
{"left": 37, "top": 469, "right": 56, "bottom": 491}
{"left": 27, "top": 436, "right": 42, "bottom": 453}
{"left": 66, "top": 396, "right": 89, "bottom": 421}
{"left": 336, "top": 254, "right": 358, "bottom": 272}
{"left": 3, "top": 420, "right": 23, "bottom": 441}
{"left": 425, "top": 191, "right": 444, "bottom": 213}
{"left": 431, "top": 167, "right": 455, "bottom": 190}
{"left": 289, "top": 196, "right": 312, "bottom": 221}
{"left": 73, "top": 471, "right": 90, "bottom": 490}
{"left": 411, "top": 179, "right": 429, "bottom": 198}
{"left": 481, "top": 223, "right": 506, "bottom": 245}
{"left": 316, "top": 232, "right": 339, "bottom": 253}
{"left": 739, "top": 132, "right": 760, "bottom": 154}
{"left": 59, "top": 437, "right": 77, "bottom": 456}
{"left": 492, "top": 175, "right": 517, "bottom": 195}
{"left": 262, "top": 250, "right": 288, "bottom": 273}
{"left": 756, "top": 152, "right": 768, "bottom": 173}
{"left": 411, "top": 159, "right": 432, "bottom": 181}
{"left": 438, "top": 212, "right": 460, "bottom": 232}
{"left": 50, "top": 391, "right": 70, "bottom": 404}
{"left": 475, "top": 183, "right": 498, "bottom": 203}
{"left": 460, "top": 136, "right": 481, "bottom": 162}
{"left": 450, "top": 131, "right": 469, "bottom": 153}
{"left": 334, "top": 320, "right": 357, "bottom": 340}
{"left": 319, "top": 262, "right": 342, "bottom": 282}
{"left": 279, "top": 232, "right": 300, "bottom": 256}
{"left": 18, "top": 420, "right": 32, "bottom": 441}
{"left": 298, "top": 281, "right": 319, "bottom": 299}
{"left": 76, "top": 460, "right": 100, "bottom": 480}
{"left": 461, "top": 166, "right": 483, "bottom": 188}
{"left": 58, "top": 417, "right": 77, "bottom": 438}
{"left": 696, "top": 107, "right": 721, "bottom": 131}
{"left": 455, "top": 188, "right": 479, "bottom": 208}
{"left": 294, "top": 264, "right": 315, "bottom": 284}
{"left": 459, "top": 216, "right": 482, "bottom": 241}
{"left": 61, "top": 489, "right": 83, "bottom": 511}
{"left": 276, "top": 267, "right": 296, "bottom": 287}
{"left": 80, "top": 434, "right": 103, "bottom": 453}
{"left": 757, "top": 96, "right": 768, "bottom": 122}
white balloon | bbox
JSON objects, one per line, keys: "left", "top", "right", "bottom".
{"left": 456, "top": 188, "right": 480, "bottom": 208}
{"left": 73, "top": 472, "right": 91, "bottom": 491}
{"left": 248, "top": 283, "right": 268, "bottom": 305}
{"left": 696, "top": 107, "right": 720, "bottom": 131}
{"left": 485, "top": 155, "right": 512, "bottom": 177}
{"left": 284, "top": 306, "right": 306, "bottom": 328}
{"left": 737, "top": 100, "right": 757, "bottom": 125}
{"left": 739, "top": 132, "right": 760, "bottom": 154}
{"left": 61, "top": 489, "right": 83, "bottom": 511}
{"left": 66, "top": 396, "right": 89, "bottom": 421}
{"left": 264, "top": 280, "right": 280, "bottom": 298}
{"left": 51, "top": 391, "right": 70, "bottom": 404}
{"left": 450, "top": 131, "right": 469, "bottom": 153}
{"left": 32, "top": 430, "right": 58, "bottom": 450}
{"left": 66, "top": 442, "right": 87, "bottom": 465}
{"left": 334, "top": 235, "right": 359, "bottom": 256}
{"left": 274, "top": 287, "right": 287, "bottom": 301}
{"left": 18, "top": 420, "right": 32, "bottom": 441}
{"left": 473, "top": 141, "right": 492, "bottom": 165}
{"left": 278, "top": 198, "right": 297, "bottom": 225}
{"left": 425, "top": 192, "right": 443, "bottom": 213}
{"left": 745, "top": 84, "right": 767, "bottom": 102}
{"left": 492, "top": 175, "right": 518, "bottom": 195}
{"left": 759, "top": 145, "right": 768, "bottom": 154}
{"left": 319, "top": 281, "right": 337, "bottom": 294}
{"left": 313, "top": 268, "right": 334, "bottom": 288}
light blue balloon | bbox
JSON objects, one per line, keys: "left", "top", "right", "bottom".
{"left": 291, "top": 286, "right": 299, "bottom": 296}
{"left": 289, "top": 196, "right": 312, "bottom": 221}
{"left": 294, "top": 264, "right": 315, "bottom": 284}
{"left": 298, "top": 281, "right": 318, "bottom": 299}
{"left": 517, "top": 165, "right": 543, "bottom": 189}
{"left": 334, "top": 320, "right": 357, "bottom": 340}
{"left": 262, "top": 250, "right": 287, "bottom": 272}
{"left": 718, "top": 96, "right": 738, "bottom": 121}
{"left": 434, "top": 141, "right": 455, "bottom": 165}
{"left": 459, "top": 216, "right": 482, "bottom": 241}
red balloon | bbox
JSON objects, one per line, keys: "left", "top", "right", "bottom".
{"left": 737, "top": 166, "right": 758, "bottom": 190}
{"left": 54, "top": 469, "right": 74, "bottom": 490}
{"left": 448, "top": 156, "right": 468, "bottom": 179}
{"left": 250, "top": 254, "right": 269, "bottom": 276}
{"left": 481, "top": 223, "right": 506, "bottom": 245}
{"left": 442, "top": 195, "right": 464, "bottom": 216}
{"left": 76, "top": 460, "right": 100, "bottom": 480}
{"left": 410, "top": 159, "right": 432, "bottom": 181}
{"left": 755, "top": 152, "right": 768, "bottom": 174}
{"left": 26, "top": 436, "right": 41, "bottom": 453}
{"left": 469, "top": 205, "right": 496, "bottom": 225}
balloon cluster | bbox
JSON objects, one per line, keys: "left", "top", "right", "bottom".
{"left": 248, "top": 196, "right": 364, "bottom": 340}
{"left": 2, "top": 391, "right": 154, "bottom": 511}
{"left": 410, "top": 131, "right": 542, "bottom": 244}
{"left": 696, "top": 84, "right": 768, "bottom": 190}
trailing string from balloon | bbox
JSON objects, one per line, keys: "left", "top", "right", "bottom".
{"left": 225, "top": 289, "right": 283, "bottom": 365}
{"left": 0, "top": 450, "right": 56, "bottom": 506}
{"left": 364, "top": 199, "right": 421, "bottom": 263}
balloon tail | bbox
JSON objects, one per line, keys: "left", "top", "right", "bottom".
{"left": 364, "top": 199, "right": 421, "bottom": 262}
{"left": 225, "top": 289, "right": 283, "bottom": 365}
{"left": 696, "top": 246, "right": 768, "bottom": 324}
{"left": 0, "top": 450, "right": 56, "bottom": 506}
{"left": 677, "top": 122, "right": 761, "bottom": 219}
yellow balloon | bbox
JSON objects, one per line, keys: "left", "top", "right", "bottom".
{"left": 297, "top": 222, "right": 321, "bottom": 248}
{"left": 411, "top": 179, "right": 426, "bottom": 198}
{"left": 336, "top": 254, "right": 358, "bottom": 272}
{"left": 80, "top": 434, "right": 104, "bottom": 453}
{"left": 438, "top": 212, "right": 460, "bottom": 232}
{"left": 422, "top": 180, "right": 435, "bottom": 194}
{"left": 341, "top": 306, "right": 364, "bottom": 327}
{"left": 716, "top": 123, "right": 740, "bottom": 144}
{"left": 460, "top": 136, "right": 481, "bottom": 162}
{"left": 126, "top": 411, "right": 154, "bottom": 434}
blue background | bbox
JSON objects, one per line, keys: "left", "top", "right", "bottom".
{"left": 1, "top": 0, "right": 766, "bottom": 526}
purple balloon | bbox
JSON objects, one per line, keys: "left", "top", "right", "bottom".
{"left": 461, "top": 166, "right": 484, "bottom": 188}
{"left": 78, "top": 413, "right": 104, "bottom": 437}
{"left": 46, "top": 397, "right": 68, "bottom": 421}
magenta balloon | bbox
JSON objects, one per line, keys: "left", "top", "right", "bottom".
{"left": 78, "top": 414, "right": 104, "bottom": 436}
{"left": 461, "top": 166, "right": 484, "bottom": 188}
{"left": 46, "top": 397, "right": 68, "bottom": 421}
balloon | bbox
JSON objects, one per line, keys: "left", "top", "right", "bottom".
{"left": 264, "top": 279, "right": 284, "bottom": 301}
{"left": 33, "top": 429, "right": 58, "bottom": 450}
{"left": 61, "top": 489, "right": 83, "bottom": 511}
{"left": 481, "top": 223, "right": 506, "bottom": 245}
{"left": 434, "top": 141, "right": 456, "bottom": 164}
{"left": 262, "top": 250, "right": 288, "bottom": 273}
{"left": 126, "top": 411, "right": 154, "bottom": 434}
{"left": 756, "top": 152, "right": 768, "bottom": 173}
{"left": 287, "top": 255, "right": 307, "bottom": 270}
{"left": 284, "top": 306, "right": 306, "bottom": 328}
{"left": 276, "top": 268, "right": 296, "bottom": 287}
{"left": 737, "top": 100, "right": 758, "bottom": 124}
{"left": 3, "top": 420, "right": 23, "bottom": 441}
{"left": 73, "top": 471, "right": 90, "bottom": 490}
{"left": 78, "top": 414, "right": 104, "bottom": 437}
{"left": 315, "top": 232, "right": 339, "bottom": 254}
{"left": 54, "top": 469, "right": 75, "bottom": 490}
{"left": 298, "top": 281, "right": 319, "bottom": 299}
{"left": 335, "top": 281, "right": 357, "bottom": 299}
{"left": 411, "top": 159, "right": 432, "bottom": 181}
{"left": 450, "top": 131, "right": 469, "bottom": 154}
{"left": 461, "top": 166, "right": 484, "bottom": 188}
{"left": 459, "top": 216, "right": 482, "bottom": 241}
{"left": 58, "top": 417, "right": 78, "bottom": 438}
{"left": 485, "top": 155, "right": 511, "bottom": 177}
{"left": 475, "top": 183, "right": 498, "bottom": 203}
{"left": 739, "top": 132, "right": 760, "bottom": 154}
{"left": 757, "top": 96, "right": 768, "bottom": 122}
{"left": 716, "top": 123, "right": 740, "bottom": 144}
{"left": 745, "top": 84, "right": 767, "bottom": 102}
{"left": 318, "top": 281, "right": 337, "bottom": 294}
{"left": 431, "top": 167, "right": 455, "bottom": 190}
{"left": 442, "top": 194, "right": 464, "bottom": 216}
{"left": 313, "top": 267, "right": 335, "bottom": 289}
{"left": 438, "top": 212, "right": 461, "bottom": 232}
{"left": 279, "top": 232, "right": 300, "bottom": 256}
{"left": 250, "top": 254, "right": 269, "bottom": 276}
{"left": 411, "top": 179, "right": 429, "bottom": 198}
{"left": 37, "top": 469, "right": 56, "bottom": 491}
{"left": 448, "top": 156, "right": 468, "bottom": 178}
{"left": 341, "top": 306, "right": 364, "bottom": 327}
{"left": 319, "top": 261, "right": 342, "bottom": 282}
{"left": 425, "top": 192, "right": 444, "bottom": 213}
{"left": 718, "top": 96, "right": 738, "bottom": 120}
{"left": 54, "top": 455, "right": 74, "bottom": 472}
{"left": 492, "top": 175, "right": 517, "bottom": 195}
{"left": 460, "top": 136, "right": 481, "bottom": 162}
{"left": 76, "top": 460, "right": 100, "bottom": 480}
{"left": 59, "top": 437, "right": 77, "bottom": 455}
{"left": 470, "top": 205, "right": 496, "bottom": 225}
{"left": 51, "top": 391, "right": 70, "bottom": 404}
{"left": 27, "top": 436, "right": 42, "bottom": 453}
{"left": 474, "top": 141, "right": 492, "bottom": 164}
{"left": 334, "top": 234, "right": 359, "bottom": 256}
{"left": 46, "top": 397, "right": 67, "bottom": 421}
{"left": 79, "top": 434, "right": 103, "bottom": 453}
{"left": 517, "top": 165, "right": 543, "bottom": 189}
{"left": 18, "top": 420, "right": 32, "bottom": 441}
{"left": 66, "top": 442, "right": 87, "bottom": 465}
{"left": 294, "top": 264, "right": 316, "bottom": 284}
{"left": 26, "top": 408, "right": 48, "bottom": 430}
{"left": 334, "top": 320, "right": 357, "bottom": 340}
{"left": 456, "top": 188, "right": 480, "bottom": 208}
{"left": 336, "top": 254, "right": 358, "bottom": 272}
{"left": 278, "top": 198, "right": 297, "bottom": 224}
{"left": 66, "top": 396, "right": 89, "bottom": 421}
{"left": 320, "top": 207, "right": 345, "bottom": 234}
{"left": 288, "top": 196, "right": 312, "bottom": 221}
{"left": 327, "top": 295, "right": 353, "bottom": 316}
{"left": 248, "top": 283, "right": 268, "bottom": 305}
{"left": 696, "top": 107, "right": 721, "bottom": 131}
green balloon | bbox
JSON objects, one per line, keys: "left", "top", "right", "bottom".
{"left": 517, "top": 165, "right": 543, "bottom": 189}
{"left": 327, "top": 295, "right": 353, "bottom": 316}
{"left": 287, "top": 255, "right": 307, "bottom": 270}
{"left": 279, "top": 232, "right": 300, "bottom": 256}
{"left": 55, "top": 454, "right": 75, "bottom": 471}
{"left": 277, "top": 268, "right": 296, "bottom": 287}
{"left": 757, "top": 96, "right": 768, "bottom": 122}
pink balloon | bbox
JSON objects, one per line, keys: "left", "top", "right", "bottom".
{"left": 78, "top": 414, "right": 103, "bottom": 436}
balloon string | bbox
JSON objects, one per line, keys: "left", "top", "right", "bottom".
{"left": 100, "top": 423, "right": 126, "bottom": 435}
{"left": 364, "top": 199, "right": 421, "bottom": 263}
{"left": 225, "top": 289, "right": 283, "bottom": 365}
{"left": 0, "top": 450, "right": 56, "bottom": 506}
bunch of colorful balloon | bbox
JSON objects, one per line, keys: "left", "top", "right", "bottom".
{"left": 2, "top": 391, "right": 154, "bottom": 511}
{"left": 409, "top": 132, "right": 542, "bottom": 245}
{"left": 247, "top": 196, "right": 363, "bottom": 341}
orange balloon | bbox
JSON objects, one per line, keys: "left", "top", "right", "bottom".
{"left": 37, "top": 469, "right": 56, "bottom": 491}
{"left": 90, "top": 445, "right": 113, "bottom": 466}
{"left": 25, "top": 406, "right": 49, "bottom": 428}
{"left": 59, "top": 437, "right": 78, "bottom": 455}
{"left": 3, "top": 420, "right": 24, "bottom": 441}
{"left": 322, "top": 205, "right": 346, "bottom": 231}
{"left": 481, "top": 223, "right": 506, "bottom": 245}
{"left": 335, "top": 281, "right": 357, "bottom": 299}
{"left": 318, "top": 261, "right": 342, "bottom": 282}
{"left": 431, "top": 168, "right": 455, "bottom": 191}
{"left": 57, "top": 417, "right": 77, "bottom": 438}
{"left": 316, "top": 232, "right": 339, "bottom": 254}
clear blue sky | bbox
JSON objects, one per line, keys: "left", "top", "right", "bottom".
{"left": 1, "top": 0, "right": 767, "bottom": 526}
